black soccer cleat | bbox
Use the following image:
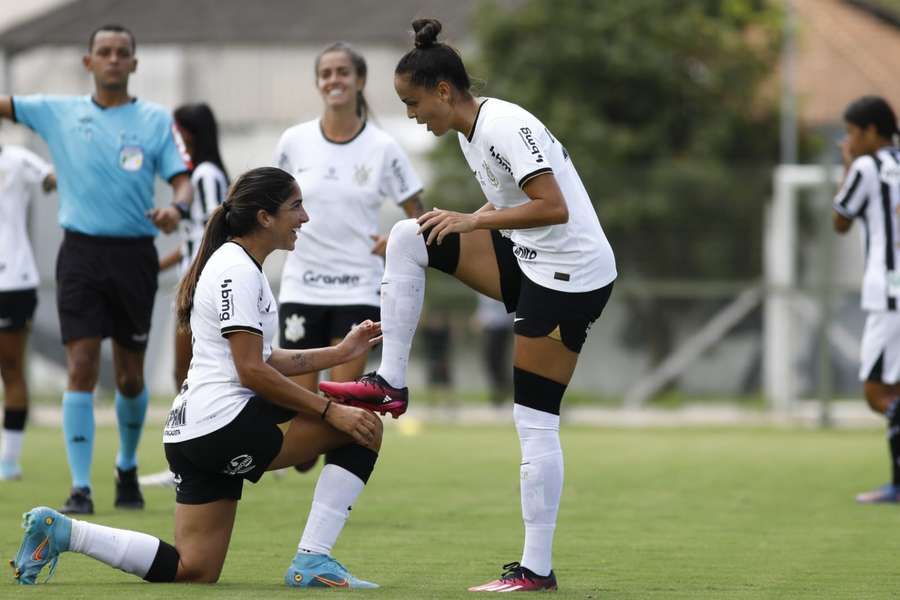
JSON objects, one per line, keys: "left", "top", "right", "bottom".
{"left": 59, "top": 486, "right": 94, "bottom": 515}
{"left": 114, "top": 467, "right": 145, "bottom": 510}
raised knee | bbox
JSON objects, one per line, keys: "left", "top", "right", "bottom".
{"left": 177, "top": 563, "right": 221, "bottom": 583}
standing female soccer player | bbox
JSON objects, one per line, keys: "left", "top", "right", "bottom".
{"left": 0, "top": 143, "right": 55, "bottom": 480}
{"left": 832, "top": 96, "right": 900, "bottom": 504}
{"left": 160, "top": 102, "right": 229, "bottom": 390}
{"left": 141, "top": 103, "right": 229, "bottom": 489}
{"left": 12, "top": 167, "right": 384, "bottom": 588}
{"left": 320, "top": 19, "right": 616, "bottom": 592}
{"left": 274, "top": 41, "right": 424, "bottom": 408}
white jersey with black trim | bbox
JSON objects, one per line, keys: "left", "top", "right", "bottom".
{"left": 458, "top": 98, "right": 616, "bottom": 292}
{"left": 0, "top": 145, "right": 51, "bottom": 291}
{"left": 833, "top": 146, "right": 900, "bottom": 311}
{"left": 163, "top": 241, "right": 278, "bottom": 442}
{"left": 178, "top": 161, "right": 228, "bottom": 274}
{"left": 274, "top": 119, "right": 423, "bottom": 306}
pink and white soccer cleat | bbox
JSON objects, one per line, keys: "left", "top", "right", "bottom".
{"left": 319, "top": 372, "right": 408, "bottom": 419}
{"left": 468, "top": 562, "right": 558, "bottom": 592}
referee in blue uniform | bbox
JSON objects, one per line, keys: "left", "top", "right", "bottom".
{"left": 0, "top": 24, "right": 192, "bottom": 514}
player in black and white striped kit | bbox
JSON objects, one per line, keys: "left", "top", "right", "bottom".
{"left": 0, "top": 143, "right": 55, "bottom": 481}
{"left": 142, "top": 103, "right": 228, "bottom": 489}
{"left": 833, "top": 96, "right": 900, "bottom": 504}
{"left": 320, "top": 19, "right": 616, "bottom": 592}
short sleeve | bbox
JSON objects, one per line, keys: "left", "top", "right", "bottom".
{"left": 11, "top": 95, "right": 58, "bottom": 139}
{"left": 194, "top": 164, "right": 226, "bottom": 217}
{"left": 158, "top": 119, "right": 190, "bottom": 182}
{"left": 217, "top": 264, "right": 265, "bottom": 337}
{"left": 484, "top": 116, "right": 553, "bottom": 189}
{"left": 273, "top": 132, "right": 293, "bottom": 172}
{"left": 379, "top": 139, "right": 423, "bottom": 203}
{"left": 834, "top": 156, "right": 875, "bottom": 218}
{"left": 15, "top": 148, "right": 52, "bottom": 185}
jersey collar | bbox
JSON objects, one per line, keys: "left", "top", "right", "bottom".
{"left": 226, "top": 240, "right": 262, "bottom": 272}
{"left": 319, "top": 119, "right": 367, "bottom": 145}
{"left": 465, "top": 99, "right": 489, "bottom": 143}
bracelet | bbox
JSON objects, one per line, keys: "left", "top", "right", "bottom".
{"left": 173, "top": 201, "right": 190, "bottom": 219}
{"left": 321, "top": 399, "right": 332, "bottom": 420}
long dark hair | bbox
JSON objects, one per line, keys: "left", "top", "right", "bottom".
{"left": 174, "top": 102, "right": 229, "bottom": 180}
{"left": 395, "top": 19, "right": 471, "bottom": 93}
{"left": 315, "top": 42, "right": 370, "bottom": 120}
{"left": 175, "top": 167, "right": 297, "bottom": 329}
{"left": 844, "top": 96, "right": 899, "bottom": 141}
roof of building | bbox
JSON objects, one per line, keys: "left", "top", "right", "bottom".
{"left": 0, "top": 0, "right": 482, "bottom": 55}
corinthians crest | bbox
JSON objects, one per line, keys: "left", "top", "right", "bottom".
{"left": 481, "top": 160, "right": 500, "bottom": 188}
{"left": 353, "top": 163, "right": 372, "bottom": 186}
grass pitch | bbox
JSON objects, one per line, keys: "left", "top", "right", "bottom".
{"left": 1, "top": 423, "right": 899, "bottom": 599}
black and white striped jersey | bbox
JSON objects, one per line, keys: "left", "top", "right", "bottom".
{"left": 178, "top": 161, "right": 227, "bottom": 274}
{"left": 834, "top": 145, "right": 900, "bottom": 311}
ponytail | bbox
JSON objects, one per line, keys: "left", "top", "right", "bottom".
{"left": 175, "top": 203, "right": 229, "bottom": 330}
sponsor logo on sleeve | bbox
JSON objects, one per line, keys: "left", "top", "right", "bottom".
{"left": 219, "top": 278, "right": 234, "bottom": 321}
{"left": 518, "top": 127, "right": 545, "bottom": 163}
{"left": 391, "top": 158, "right": 410, "bottom": 193}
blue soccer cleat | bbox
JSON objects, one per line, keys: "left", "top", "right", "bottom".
{"left": 10, "top": 506, "right": 71, "bottom": 584}
{"left": 856, "top": 483, "right": 900, "bottom": 504}
{"left": 284, "top": 552, "right": 379, "bottom": 589}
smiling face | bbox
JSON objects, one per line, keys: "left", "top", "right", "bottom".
{"left": 394, "top": 73, "right": 454, "bottom": 136}
{"left": 267, "top": 183, "right": 308, "bottom": 252}
{"left": 83, "top": 31, "right": 136, "bottom": 91}
{"left": 316, "top": 50, "right": 364, "bottom": 113}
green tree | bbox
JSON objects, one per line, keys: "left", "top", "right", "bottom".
{"left": 424, "top": 0, "right": 790, "bottom": 368}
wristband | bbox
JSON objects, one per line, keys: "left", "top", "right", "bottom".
{"left": 321, "top": 399, "right": 333, "bottom": 420}
{"left": 173, "top": 201, "right": 190, "bottom": 219}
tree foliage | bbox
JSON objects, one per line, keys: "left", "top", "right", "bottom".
{"left": 425, "top": 0, "right": 786, "bottom": 283}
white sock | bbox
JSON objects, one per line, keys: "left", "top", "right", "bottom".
{"left": 377, "top": 219, "right": 427, "bottom": 388}
{"left": 298, "top": 464, "right": 366, "bottom": 556}
{"left": 514, "top": 404, "right": 563, "bottom": 577}
{"left": 0, "top": 429, "right": 24, "bottom": 464}
{"left": 69, "top": 519, "right": 161, "bottom": 578}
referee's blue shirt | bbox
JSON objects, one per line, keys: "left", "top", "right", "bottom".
{"left": 12, "top": 94, "right": 188, "bottom": 237}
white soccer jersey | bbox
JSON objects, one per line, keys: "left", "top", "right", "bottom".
{"left": 0, "top": 145, "right": 51, "bottom": 291}
{"left": 274, "top": 119, "right": 423, "bottom": 306}
{"left": 458, "top": 98, "right": 616, "bottom": 292}
{"left": 163, "top": 242, "right": 278, "bottom": 442}
{"left": 178, "top": 161, "right": 228, "bottom": 274}
{"left": 833, "top": 146, "right": 900, "bottom": 311}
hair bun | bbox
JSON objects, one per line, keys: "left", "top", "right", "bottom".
{"left": 412, "top": 18, "right": 442, "bottom": 49}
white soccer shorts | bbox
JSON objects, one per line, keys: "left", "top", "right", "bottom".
{"left": 859, "top": 311, "right": 900, "bottom": 384}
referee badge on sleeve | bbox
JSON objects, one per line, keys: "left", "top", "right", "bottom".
{"left": 119, "top": 145, "right": 144, "bottom": 172}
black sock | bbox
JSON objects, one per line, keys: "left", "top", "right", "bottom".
{"left": 886, "top": 398, "right": 900, "bottom": 486}
{"left": 143, "top": 540, "right": 179, "bottom": 582}
{"left": 3, "top": 408, "right": 27, "bottom": 431}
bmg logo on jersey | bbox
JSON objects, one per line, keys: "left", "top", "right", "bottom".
{"left": 219, "top": 278, "right": 234, "bottom": 321}
{"left": 518, "top": 128, "right": 545, "bottom": 163}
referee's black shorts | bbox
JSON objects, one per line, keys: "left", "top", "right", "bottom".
{"left": 56, "top": 230, "right": 158, "bottom": 351}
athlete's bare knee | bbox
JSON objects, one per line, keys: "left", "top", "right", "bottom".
{"left": 176, "top": 560, "right": 221, "bottom": 583}
{"left": 67, "top": 353, "right": 99, "bottom": 390}
{"left": 116, "top": 374, "right": 144, "bottom": 398}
